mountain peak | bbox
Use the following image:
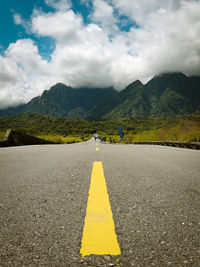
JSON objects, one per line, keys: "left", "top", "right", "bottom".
{"left": 125, "top": 80, "right": 143, "bottom": 91}
{"left": 129, "top": 79, "right": 143, "bottom": 87}
{"left": 154, "top": 72, "right": 187, "bottom": 80}
{"left": 50, "top": 83, "right": 72, "bottom": 91}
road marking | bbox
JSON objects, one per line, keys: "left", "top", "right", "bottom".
{"left": 80, "top": 161, "right": 121, "bottom": 257}
{"left": 96, "top": 147, "right": 99, "bottom": 151}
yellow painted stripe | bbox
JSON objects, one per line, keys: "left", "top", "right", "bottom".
{"left": 80, "top": 161, "right": 121, "bottom": 257}
{"left": 96, "top": 147, "right": 99, "bottom": 151}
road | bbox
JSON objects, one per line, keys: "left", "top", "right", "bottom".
{"left": 0, "top": 140, "right": 200, "bottom": 267}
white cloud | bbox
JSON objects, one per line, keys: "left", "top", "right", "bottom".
{"left": 91, "top": 0, "right": 118, "bottom": 33}
{"left": 32, "top": 10, "right": 83, "bottom": 44}
{"left": 13, "top": 13, "right": 31, "bottom": 32}
{"left": 110, "top": 0, "right": 185, "bottom": 25}
{"left": 45, "top": 0, "right": 72, "bottom": 11}
{"left": 92, "top": 0, "right": 114, "bottom": 22}
{"left": 0, "top": 0, "right": 200, "bottom": 109}
{"left": 122, "top": 0, "right": 200, "bottom": 77}
{"left": 13, "top": 13, "right": 24, "bottom": 25}
{"left": 0, "top": 39, "right": 55, "bottom": 109}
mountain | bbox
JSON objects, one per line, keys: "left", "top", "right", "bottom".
{"left": 145, "top": 73, "right": 200, "bottom": 117}
{"left": 0, "top": 72, "right": 200, "bottom": 119}
{"left": 93, "top": 72, "right": 200, "bottom": 119}
{"left": 92, "top": 80, "right": 150, "bottom": 119}
{"left": 0, "top": 83, "right": 117, "bottom": 118}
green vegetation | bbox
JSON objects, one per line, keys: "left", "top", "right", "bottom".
{"left": 36, "top": 134, "right": 91, "bottom": 144}
{"left": 0, "top": 113, "right": 200, "bottom": 143}
{"left": 129, "top": 120, "right": 200, "bottom": 142}
{"left": 0, "top": 131, "right": 6, "bottom": 141}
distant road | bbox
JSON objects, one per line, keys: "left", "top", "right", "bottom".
{"left": 0, "top": 140, "right": 200, "bottom": 266}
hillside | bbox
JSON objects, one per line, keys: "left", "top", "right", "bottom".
{"left": 92, "top": 80, "right": 150, "bottom": 118}
{"left": 0, "top": 73, "right": 199, "bottom": 119}
{"left": 146, "top": 73, "right": 200, "bottom": 117}
{"left": 93, "top": 73, "right": 200, "bottom": 119}
{"left": 0, "top": 113, "right": 200, "bottom": 143}
{"left": 0, "top": 84, "right": 117, "bottom": 118}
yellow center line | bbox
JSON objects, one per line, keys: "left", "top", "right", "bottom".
{"left": 80, "top": 161, "right": 121, "bottom": 257}
{"left": 96, "top": 147, "right": 99, "bottom": 151}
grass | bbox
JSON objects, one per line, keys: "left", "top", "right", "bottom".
{"left": 0, "top": 129, "right": 92, "bottom": 144}
{"left": 128, "top": 120, "right": 200, "bottom": 143}
{"left": 0, "top": 131, "right": 6, "bottom": 141}
{"left": 36, "top": 134, "right": 92, "bottom": 144}
{"left": 102, "top": 118, "right": 200, "bottom": 143}
{"left": 0, "top": 131, "right": 92, "bottom": 144}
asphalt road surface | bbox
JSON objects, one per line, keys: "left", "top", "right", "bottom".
{"left": 0, "top": 140, "right": 200, "bottom": 267}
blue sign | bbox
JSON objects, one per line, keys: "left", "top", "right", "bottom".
{"left": 118, "top": 126, "right": 123, "bottom": 133}
{"left": 118, "top": 126, "right": 124, "bottom": 140}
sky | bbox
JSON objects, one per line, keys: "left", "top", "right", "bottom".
{"left": 0, "top": 0, "right": 200, "bottom": 109}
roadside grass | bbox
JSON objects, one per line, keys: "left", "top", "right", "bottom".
{"left": 36, "top": 134, "right": 92, "bottom": 144}
{"left": 126, "top": 123, "right": 200, "bottom": 143}
{"left": 102, "top": 119, "right": 200, "bottom": 143}
{"left": 0, "top": 131, "right": 6, "bottom": 141}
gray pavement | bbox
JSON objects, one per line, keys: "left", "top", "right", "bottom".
{"left": 0, "top": 140, "right": 200, "bottom": 267}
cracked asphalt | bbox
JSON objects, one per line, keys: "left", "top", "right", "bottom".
{"left": 0, "top": 140, "right": 200, "bottom": 266}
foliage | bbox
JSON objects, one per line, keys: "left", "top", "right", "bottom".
{"left": 37, "top": 134, "right": 91, "bottom": 144}
{"left": 0, "top": 131, "right": 6, "bottom": 141}
{"left": 0, "top": 113, "right": 199, "bottom": 143}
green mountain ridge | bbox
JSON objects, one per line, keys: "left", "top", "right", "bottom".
{"left": 0, "top": 72, "right": 200, "bottom": 119}
{"left": 93, "top": 73, "right": 200, "bottom": 119}
{"left": 0, "top": 84, "right": 117, "bottom": 118}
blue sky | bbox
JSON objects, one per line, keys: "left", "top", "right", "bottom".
{"left": 0, "top": 0, "right": 200, "bottom": 108}
{"left": 0, "top": 0, "right": 136, "bottom": 59}
{"left": 0, "top": 0, "right": 51, "bottom": 47}
{"left": 0, "top": 0, "right": 73, "bottom": 58}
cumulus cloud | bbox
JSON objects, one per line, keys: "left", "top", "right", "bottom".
{"left": 92, "top": 0, "right": 115, "bottom": 24}
{"left": 32, "top": 10, "right": 83, "bottom": 44}
{"left": 0, "top": 39, "right": 55, "bottom": 108}
{"left": 0, "top": 0, "right": 200, "bottom": 108}
{"left": 120, "top": 0, "right": 200, "bottom": 76}
{"left": 110, "top": 0, "right": 184, "bottom": 25}
{"left": 44, "top": 0, "right": 72, "bottom": 11}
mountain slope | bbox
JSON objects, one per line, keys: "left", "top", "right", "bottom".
{"left": 93, "top": 73, "right": 200, "bottom": 118}
{"left": 92, "top": 80, "right": 149, "bottom": 119}
{"left": 0, "top": 83, "right": 117, "bottom": 118}
{"left": 145, "top": 73, "right": 200, "bottom": 116}
{"left": 0, "top": 73, "right": 199, "bottom": 119}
